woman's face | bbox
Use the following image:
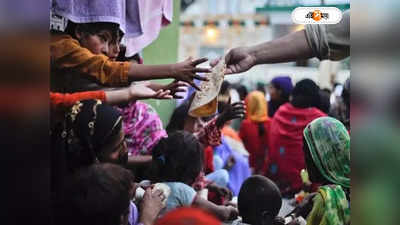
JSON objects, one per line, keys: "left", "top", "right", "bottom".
{"left": 268, "top": 84, "right": 281, "bottom": 101}
{"left": 101, "top": 125, "right": 129, "bottom": 166}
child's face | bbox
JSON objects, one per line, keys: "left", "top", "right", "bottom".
{"left": 101, "top": 125, "right": 128, "bottom": 166}
{"left": 77, "top": 30, "right": 112, "bottom": 56}
{"left": 183, "top": 116, "right": 205, "bottom": 133}
{"left": 108, "top": 42, "right": 120, "bottom": 61}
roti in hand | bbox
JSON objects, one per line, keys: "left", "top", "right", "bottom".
{"left": 189, "top": 59, "right": 226, "bottom": 117}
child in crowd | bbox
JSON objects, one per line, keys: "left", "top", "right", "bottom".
{"left": 51, "top": 21, "right": 210, "bottom": 93}
{"left": 151, "top": 131, "right": 239, "bottom": 221}
{"left": 51, "top": 99, "right": 128, "bottom": 193}
{"left": 234, "top": 175, "right": 283, "bottom": 225}
{"left": 166, "top": 96, "right": 245, "bottom": 203}
{"left": 54, "top": 163, "right": 165, "bottom": 225}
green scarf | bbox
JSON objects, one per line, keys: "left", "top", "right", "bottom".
{"left": 307, "top": 185, "right": 350, "bottom": 225}
{"left": 303, "top": 117, "right": 350, "bottom": 188}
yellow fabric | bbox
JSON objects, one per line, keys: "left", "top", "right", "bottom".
{"left": 50, "top": 34, "right": 130, "bottom": 86}
{"left": 307, "top": 190, "right": 326, "bottom": 225}
{"left": 307, "top": 187, "right": 350, "bottom": 225}
{"left": 245, "top": 91, "right": 269, "bottom": 123}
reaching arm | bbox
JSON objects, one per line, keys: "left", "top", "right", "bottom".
{"left": 250, "top": 30, "right": 314, "bottom": 65}
{"left": 219, "top": 30, "right": 314, "bottom": 75}
{"left": 127, "top": 58, "right": 211, "bottom": 90}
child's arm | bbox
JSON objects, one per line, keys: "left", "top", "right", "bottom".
{"left": 105, "top": 82, "right": 173, "bottom": 105}
{"left": 50, "top": 83, "right": 172, "bottom": 110}
{"left": 191, "top": 196, "right": 238, "bottom": 221}
{"left": 195, "top": 101, "right": 246, "bottom": 147}
{"left": 127, "top": 57, "right": 210, "bottom": 91}
{"left": 50, "top": 91, "right": 106, "bottom": 110}
{"left": 146, "top": 80, "right": 188, "bottom": 99}
{"left": 51, "top": 37, "right": 210, "bottom": 90}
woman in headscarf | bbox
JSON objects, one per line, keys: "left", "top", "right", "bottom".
{"left": 301, "top": 117, "right": 350, "bottom": 225}
{"left": 51, "top": 99, "right": 167, "bottom": 225}
{"left": 265, "top": 79, "right": 326, "bottom": 197}
{"left": 51, "top": 99, "right": 127, "bottom": 197}
{"left": 51, "top": 100, "right": 128, "bottom": 182}
{"left": 268, "top": 76, "right": 293, "bottom": 117}
{"left": 239, "top": 91, "right": 270, "bottom": 174}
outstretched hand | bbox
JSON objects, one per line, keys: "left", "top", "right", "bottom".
{"left": 130, "top": 82, "right": 173, "bottom": 100}
{"left": 171, "top": 57, "right": 212, "bottom": 90}
{"left": 164, "top": 80, "right": 189, "bottom": 99}
{"left": 216, "top": 98, "right": 246, "bottom": 128}
{"left": 210, "top": 47, "right": 256, "bottom": 75}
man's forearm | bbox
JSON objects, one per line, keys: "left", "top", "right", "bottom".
{"left": 249, "top": 30, "right": 314, "bottom": 65}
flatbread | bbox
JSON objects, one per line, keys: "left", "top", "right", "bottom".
{"left": 189, "top": 59, "right": 226, "bottom": 117}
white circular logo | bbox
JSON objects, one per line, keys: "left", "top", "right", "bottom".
{"left": 292, "top": 7, "right": 343, "bottom": 24}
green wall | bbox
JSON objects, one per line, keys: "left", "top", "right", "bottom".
{"left": 141, "top": 0, "right": 181, "bottom": 127}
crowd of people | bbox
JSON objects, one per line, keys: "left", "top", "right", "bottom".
{"left": 50, "top": 1, "right": 350, "bottom": 225}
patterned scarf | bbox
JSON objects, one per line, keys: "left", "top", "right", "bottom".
{"left": 307, "top": 185, "right": 350, "bottom": 225}
{"left": 303, "top": 117, "right": 350, "bottom": 188}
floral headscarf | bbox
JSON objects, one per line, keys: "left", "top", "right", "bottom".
{"left": 303, "top": 117, "right": 350, "bottom": 188}
{"left": 245, "top": 91, "right": 269, "bottom": 123}
{"left": 117, "top": 101, "right": 167, "bottom": 156}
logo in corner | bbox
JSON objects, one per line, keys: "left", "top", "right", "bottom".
{"left": 292, "top": 7, "right": 342, "bottom": 24}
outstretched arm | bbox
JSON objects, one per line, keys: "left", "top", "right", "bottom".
{"left": 212, "top": 30, "right": 314, "bottom": 74}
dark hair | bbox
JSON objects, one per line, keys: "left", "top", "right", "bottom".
{"left": 151, "top": 131, "right": 203, "bottom": 185}
{"left": 318, "top": 89, "right": 331, "bottom": 114}
{"left": 116, "top": 45, "right": 142, "bottom": 63}
{"left": 220, "top": 81, "right": 232, "bottom": 96}
{"left": 342, "top": 78, "right": 350, "bottom": 108}
{"left": 166, "top": 100, "right": 191, "bottom": 132}
{"left": 54, "top": 163, "right": 134, "bottom": 225}
{"left": 65, "top": 100, "right": 122, "bottom": 171}
{"left": 302, "top": 137, "right": 326, "bottom": 184}
{"left": 234, "top": 84, "right": 248, "bottom": 101}
{"left": 238, "top": 175, "right": 282, "bottom": 225}
{"left": 258, "top": 123, "right": 266, "bottom": 137}
{"left": 256, "top": 82, "right": 266, "bottom": 94}
{"left": 291, "top": 79, "right": 321, "bottom": 109}
{"left": 64, "top": 21, "right": 120, "bottom": 44}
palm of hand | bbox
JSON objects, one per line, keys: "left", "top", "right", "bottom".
{"left": 131, "top": 83, "right": 157, "bottom": 99}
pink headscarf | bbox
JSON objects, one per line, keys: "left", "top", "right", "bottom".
{"left": 117, "top": 101, "right": 167, "bottom": 156}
